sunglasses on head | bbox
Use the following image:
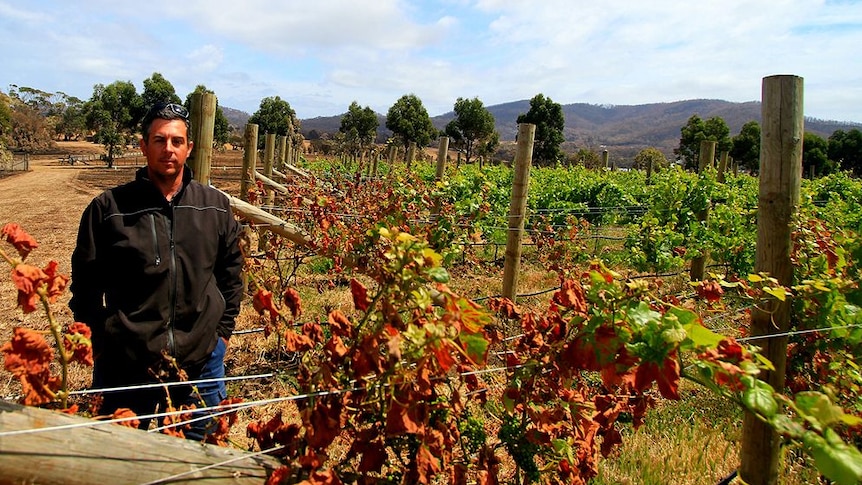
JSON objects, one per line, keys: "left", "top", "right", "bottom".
{"left": 164, "top": 103, "right": 189, "bottom": 119}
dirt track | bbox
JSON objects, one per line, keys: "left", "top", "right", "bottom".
{"left": 0, "top": 153, "right": 105, "bottom": 327}
{"left": 0, "top": 144, "right": 139, "bottom": 397}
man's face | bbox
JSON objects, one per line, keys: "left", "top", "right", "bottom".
{"left": 140, "top": 118, "right": 193, "bottom": 180}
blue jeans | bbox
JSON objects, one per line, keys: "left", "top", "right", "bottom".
{"left": 94, "top": 337, "right": 227, "bottom": 441}
{"left": 185, "top": 337, "right": 228, "bottom": 440}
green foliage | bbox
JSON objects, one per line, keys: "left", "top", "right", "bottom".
{"left": 184, "top": 84, "right": 230, "bottom": 146}
{"left": 85, "top": 81, "right": 142, "bottom": 166}
{"left": 632, "top": 147, "right": 669, "bottom": 172}
{"left": 339, "top": 101, "right": 378, "bottom": 157}
{"left": 731, "top": 120, "right": 761, "bottom": 172}
{"left": 675, "top": 114, "right": 732, "bottom": 170}
{"left": 445, "top": 97, "right": 497, "bottom": 165}
{"left": 141, "top": 72, "right": 181, "bottom": 110}
{"left": 249, "top": 96, "right": 300, "bottom": 149}
{"left": 516, "top": 93, "right": 565, "bottom": 166}
{"left": 458, "top": 414, "right": 487, "bottom": 455}
{"left": 804, "top": 171, "right": 862, "bottom": 232}
{"left": 0, "top": 93, "right": 11, "bottom": 144}
{"left": 498, "top": 414, "right": 541, "bottom": 483}
{"left": 804, "top": 132, "right": 838, "bottom": 177}
{"left": 829, "top": 128, "right": 862, "bottom": 175}
{"left": 385, "top": 93, "right": 435, "bottom": 152}
{"left": 55, "top": 96, "right": 87, "bottom": 141}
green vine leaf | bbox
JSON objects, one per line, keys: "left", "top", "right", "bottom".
{"left": 743, "top": 381, "right": 778, "bottom": 418}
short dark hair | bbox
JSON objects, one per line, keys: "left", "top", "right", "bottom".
{"left": 141, "top": 102, "right": 192, "bottom": 141}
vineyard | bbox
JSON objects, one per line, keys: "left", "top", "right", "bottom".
{"left": 2, "top": 79, "right": 862, "bottom": 485}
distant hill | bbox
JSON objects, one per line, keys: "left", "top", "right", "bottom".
{"left": 221, "top": 106, "right": 250, "bottom": 130}
{"left": 227, "top": 99, "right": 861, "bottom": 161}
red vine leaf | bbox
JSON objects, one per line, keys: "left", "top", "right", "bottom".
{"left": 304, "top": 398, "right": 343, "bottom": 450}
{"left": 2, "top": 223, "right": 39, "bottom": 259}
{"left": 357, "top": 440, "right": 387, "bottom": 473}
{"left": 41, "top": 261, "right": 68, "bottom": 303}
{"left": 1, "top": 326, "right": 59, "bottom": 405}
{"left": 385, "top": 399, "right": 427, "bottom": 436}
{"left": 64, "top": 322, "right": 93, "bottom": 367}
{"left": 411, "top": 444, "right": 442, "bottom": 484}
{"left": 265, "top": 466, "right": 292, "bottom": 485}
{"left": 205, "top": 398, "right": 243, "bottom": 446}
{"left": 302, "top": 322, "right": 324, "bottom": 343}
{"left": 284, "top": 329, "right": 314, "bottom": 352}
{"left": 112, "top": 408, "right": 140, "bottom": 429}
{"left": 487, "top": 297, "right": 521, "bottom": 320}
{"left": 430, "top": 340, "right": 457, "bottom": 372}
{"left": 10, "top": 264, "right": 47, "bottom": 314}
{"left": 553, "top": 279, "right": 588, "bottom": 314}
{"left": 349, "top": 278, "right": 370, "bottom": 312}
{"left": 328, "top": 310, "right": 353, "bottom": 339}
{"left": 305, "top": 469, "right": 343, "bottom": 485}
{"left": 324, "top": 335, "right": 348, "bottom": 363}
{"left": 283, "top": 287, "right": 302, "bottom": 319}
{"left": 695, "top": 280, "right": 724, "bottom": 303}
{"left": 634, "top": 353, "right": 681, "bottom": 400}
{"left": 253, "top": 288, "right": 280, "bottom": 325}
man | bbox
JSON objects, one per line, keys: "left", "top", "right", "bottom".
{"left": 70, "top": 102, "right": 243, "bottom": 439}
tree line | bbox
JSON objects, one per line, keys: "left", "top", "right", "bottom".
{"left": 675, "top": 114, "right": 862, "bottom": 177}
{"left": 2, "top": 75, "right": 861, "bottom": 175}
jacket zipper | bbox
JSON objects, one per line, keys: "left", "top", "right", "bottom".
{"left": 149, "top": 214, "right": 161, "bottom": 266}
{"left": 166, "top": 209, "right": 178, "bottom": 357}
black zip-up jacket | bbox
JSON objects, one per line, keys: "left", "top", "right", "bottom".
{"left": 70, "top": 167, "right": 243, "bottom": 378}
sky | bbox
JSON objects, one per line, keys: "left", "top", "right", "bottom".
{"left": 1, "top": 0, "right": 861, "bottom": 123}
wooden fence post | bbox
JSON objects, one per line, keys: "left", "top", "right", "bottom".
{"left": 432, "top": 137, "right": 450, "bottom": 220}
{"left": 189, "top": 92, "right": 216, "bottom": 185}
{"left": 435, "top": 136, "right": 449, "bottom": 180}
{"left": 602, "top": 150, "right": 609, "bottom": 170}
{"left": 387, "top": 144, "right": 397, "bottom": 168}
{"left": 240, "top": 124, "right": 259, "bottom": 202}
{"left": 502, "top": 124, "right": 536, "bottom": 301}
{"left": 718, "top": 150, "right": 729, "bottom": 183}
{"left": 406, "top": 142, "right": 417, "bottom": 170}
{"left": 263, "top": 133, "right": 276, "bottom": 206}
{"left": 739, "top": 75, "right": 804, "bottom": 485}
{"left": 278, "top": 135, "right": 287, "bottom": 171}
{"left": 690, "top": 140, "right": 716, "bottom": 281}
{"left": 371, "top": 149, "right": 380, "bottom": 177}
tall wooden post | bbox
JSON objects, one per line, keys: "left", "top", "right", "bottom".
{"left": 188, "top": 92, "right": 216, "bottom": 184}
{"left": 435, "top": 136, "right": 449, "bottom": 180}
{"left": 718, "top": 150, "right": 729, "bottom": 183}
{"left": 263, "top": 133, "right": 276, "bottom": 206}
{"left": 278, "top": 135, "right": 288, "bottom": 171}
{"left": 602, "top": 150, "right": 609, "bottom": 170}
{"left": 406, "top": 142, "right": 417, "bottom": 169}
{"left": 502, "top": 124, "right": 536, "bottom": 301}
{"left": 739, "top": 75, "right": 804, "bottom": 485}
{"left": 371, "top": 150, "right": 380, "bottom": 177}
{"left": 432, "top": 137, "right": 450, "bottom": 220}
{"left": 240, "top": 124, "right": 259, "bottom": 202}
{"left": 690, "top": 140, "right": 716, "bottom": 281}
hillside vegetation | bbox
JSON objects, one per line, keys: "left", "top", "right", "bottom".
{"left": 292, "top": 98, "right": 861, "bottom": 160}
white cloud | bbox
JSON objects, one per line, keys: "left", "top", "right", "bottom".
{"left": 0, "top": 1, "right": 49, "bottom": 23}
{"left": 0, "top": 0, "right": 860, "bottom": 121}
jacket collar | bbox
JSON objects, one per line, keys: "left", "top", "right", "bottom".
{"left": 135, "top": 166, "right": 194, "bottom": 202}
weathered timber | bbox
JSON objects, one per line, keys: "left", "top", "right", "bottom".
{"left": 739, "top": 74, "right": 804, "bottom": 485}
{"left": 501, "top": 123, "right": 536, "bottom": 301}
{"left": 0, "top": 400, "right": 279, "bottom": 485}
